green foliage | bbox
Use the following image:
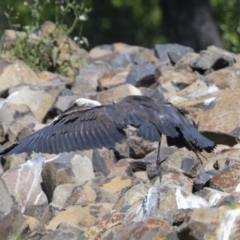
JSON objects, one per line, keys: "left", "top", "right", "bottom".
{"left": 84, "top": 0, "right": 166, "bottom": 48}
{"left": 1, "top": 0, "right": 89, "bottom": 74}
{"left": 211, "top": 0, "right": 240, "bottom": 53}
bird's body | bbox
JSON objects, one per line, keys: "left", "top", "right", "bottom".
{"left": 0, "top": 96, "right": 215, "bottom": 156}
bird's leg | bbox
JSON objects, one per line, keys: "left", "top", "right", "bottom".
{"left": 156, "top": 141, "right": 161, "bottom": 168}
{"left": 156, "top": 135, "right": 166, "bottom": 182}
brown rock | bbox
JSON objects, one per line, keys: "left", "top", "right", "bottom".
{"left": 175, "top": 53, "right": 199, "bottom": 72}
{"left": 42, "top": 153, "right": 95, "bottom": 201}
{"left": 0, "top": 59, "right": 40, "bottom": 93}
{"left": 97, "top": 84, "right": 142, "bottom": 105}
{"left": 161, "top": 172, "right": 193, "bottom": 192}
{"left": 89, "top": 46, "right": 113, "bottom": 59}
{"left": 160, "top": 70, "right": 198, "bottom": 90}
{"left": 46, "top": 203, "right": 113, "bottom": 230}
{"left": 98, "top": 70, "right": 129, "bottom": 89}
{"left": 84, "top": 210, "right": 123, "bottom": 239}
{"left": 41, "top": 222, "right": 83, "bottom": 240}
{"left": 64, "top": 181, "right": 97, "bottom": 207}
{"left": 206, "top": 67, "right": 240, "bottom": 90}
{"left": 199, "top": 89, "right": 240, "bottom": 133}
{"left": 210, "top": 164, "right": 240, "bottom": 193}
{"left": 42, "top": 153, "right": 76, "bottom": 201}
{"left": 177, "top": 206, "right": 240, "bottom": 240}
{"left": 101, "top": 175, "right": 133, "bottom": 194}
{"left": 108, "top": 159, "right": 133, "bottom": 178}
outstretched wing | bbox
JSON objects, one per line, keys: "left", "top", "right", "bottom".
{"left": 0, "top": 106, "right": 126, "bottom": 155}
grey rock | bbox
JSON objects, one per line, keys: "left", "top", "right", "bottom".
{"left": 1, "top": 156, "right": 48, "bottom": 218}
{"left": 193, "top": 171, "right": 217, "bottom": 191}
{"left": 154, "top": 44, "right": 194, "bottom": 64}
{"left": 190, "top": 50, "right": 235, "bottom": 73}
{"left": 109, "top": 53, "right": 134, "bottom": 69}
{"left": 92, "top": 149, "right": 116, "bottom": 176}
{"left": 0, "top": 209, "right": 29, "bottom": 240}
{"left": 73, "top": 62, "right": 112, "bottom": 97}
{"left": 126, "top": 63, "right": 157, "bottom": 87}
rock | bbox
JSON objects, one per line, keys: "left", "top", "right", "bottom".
{"left": 0, "top": 102, "right": 43, "bottom": 143}
{"left": 160, "top": 70, "right": 198, "bottom": 90}
{"left": 72, "top": 62, "right": 112, "bottom": 97}
{"left": 193, "top": 171, "right": 216, "bottom": 191}
{"left": 200, "top": 131, "right": 238, "bottom": 147}
{"left": 210, "top": 164, "right": 240, "bottom": 193}
{"left": 166, "top": 147, "right": 198, "bottom": 170}
{"left": 154, "top": 44, "right": 194, "bottom": 64}
{"left": 206, "top": 67, "right": 240, "bottom": 90}
{"left": 98, "top": 70, "right": 129, "bottom": 89}
{"left": 0, "top": 210, "right": 29, "bottom": 240}
{"left": 127, "top": 135, "right": 158, "bottom": 158}
{"left": 2, "top": 153, "right": 28, "bottom": 171}
{"left": 195, "top": 187, "right": 229, "bottom": 206}
{"left": 199, "top": 89, "right": 240, "bottom": 133}
{"left": 41, "top": 222, "right": 84, "bottom": 240}
{"left": 161, "top": 172, "right": 193, "bottom": 192}
{"left": 108, "top": 159, "right": 133, "bottom": 178}
{"left": 54, "top": 94, "right": 79, "bottom": 113}
{"left": 70, "top": 153, "right": 95, "bottom": 185}
{"left": 115, "top": 218, "right": 174, "bottom": 240}
{"left": 0, "top": 177, "right": 15, "bottom": 214}
{"left": 109, "top": 53, "right": 134, "bottom": 69}
{"left": 158, "top": 186, "right": 208, "bottom": 214}
{"left": 101, "top": 175, "right": 133, "bottom": 195}
{"left": 89, "top": 46, "right": 113, "bottom": 59}
{"left": 42, "top": 153, "right": 76, "bottom": 201}
{"left": 84, "top": 210, "right": 123, "bottom": 239}
{"left": 139, "top": 86, "right": 165, "bottom": 102}
{"left": 175, "top": 53, "right": 199, "bottom": 72}
{"left": 125, "top": 62, "right": 157, "bottom": 87}
{"left": 177, "top": 79, "right": 218, "bottom": 99}
{"left": 1, "top": 156, "right": 48, "bottom": 218}
{"left": 42, "top": 153, "right": 95, "bottom": 201}
{"left": 190, "top": 50, "right": 235, "bottom": 73}
{"left": 129, "top": 146, "right": 177, "bottom": 172}
{"left": 0, "top": 59, "right": 40, "bottom": 92}
{"left": 97, "top": 84, "right": 141, "bottom": 105}
{"left": 114, "top": 182, "right": 149, "bottom": 212}
{"left": 92, "top": 149, "right": 116, "bottom": 176}
{"left": 180, "top": 158, "right": 199, "bottom": 178}
{"left": 4, "top": 85, "right": 55, "bottom": 122}
{"left": 52, "top": 184, "right": 76, "bottom": 208}
{"left": 63, "top": 181, "right": 97, "bottom": 207}
{"left": 172, "top": 209, "right": 192, "bottom": 226}
{"left": 177, "top": 206, "right": 240, "bottom": 240}
{"left": 46, "top": 203, "right": 113, "bottom": 230}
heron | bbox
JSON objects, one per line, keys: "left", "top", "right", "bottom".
{"left": 0, "top": 95, "right": 215, "bottom": 171}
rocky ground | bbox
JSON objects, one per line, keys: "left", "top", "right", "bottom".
{"left": 1, "top": 23, "right": 240, "bottom": 240}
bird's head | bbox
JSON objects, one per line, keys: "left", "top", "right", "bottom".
{"left": 64, "top": 98, "right": 101, "bottom": 113}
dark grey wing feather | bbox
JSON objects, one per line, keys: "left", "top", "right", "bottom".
{"left": 157, "top": 103, "right": 216, "bottom": 152}
{"left": 0, "top": 106, "right": 126, "bottom": 155}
